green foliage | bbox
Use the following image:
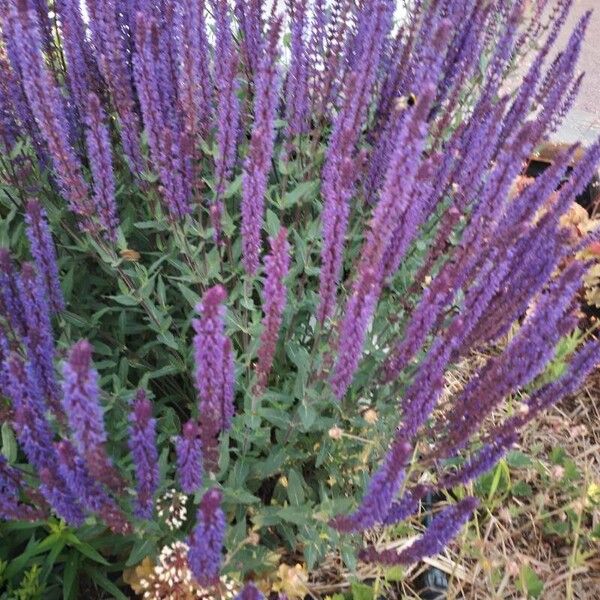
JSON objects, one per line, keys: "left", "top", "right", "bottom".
{"left": 0, "top": 110, "right": 434, "bottom": 593}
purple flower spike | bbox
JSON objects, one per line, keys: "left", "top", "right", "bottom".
{"left": 5, "top": 353, "right": 84, "bottom": 525}
{"left": 193, "top": 286, "right": 235, "bottom": 470}
{"left": 330, "top": 441, "right": 412, "bottom": 533}
{"left": 132, "top": 14, "right": 191, "bottom": 220}
{"left": 86, "top": 0, "right": 145, "bottom": 175}
{"left": 8, "top": 0, "right": 92, "bottom": 226}
{"left": 0, "top": 456, "right": 47, "bottom": 522}
{"left": 18, "top": 263, "right": 61, "bottom": 411}
{"left": 61, "top": 340, "right": 125, "bottom": 493}
{"left": 359, "top": 497, "right": 479, "bottom": 565}
{"left": 241, "top": 15, "right": 283, "bottom": 274}
{"left": 188, "top": 488, "right": 226, "bottom": 587}
{"left": 174, "top": 0, "right": 212, "bottom": 139}
{"left": 176, "top": 420, "right": 203, "bottom": 494}
{"left": 56, "top": 440, "right": 131, "bottom": 534}
{"left": 284, "top": 0, "right": 309, "bottom": 152}
{"left": 235, "top": 0, "right": 264, "bottom": 78}
{"left": 316, "top": 0, "right": 393, "bottom": 322}
{"left": 39, "top": 467, "right": 86, "bottom": 527}
{"left": 213, "top": 0, "right": 241, "bottom": 226}
{"left": 255, "top": 228, "right": 290, "bottom": 393}
{"left": 330, "top": 88, "right": 435, "bottom": 398}
{"left": 235, "top": 583, "right": 265, "bottom": 600}
{"left": 0, "top": 249, "right": 26, "bottom": 336}
{"left": 84, "top": 93, "right": 120, "bottom": 242}
{"left": 128, "top": 389, "right": 159, "bottom": 518}
{"left": 24, "top": 199, "right": 65, "bottom": 314}
{"left": 56, "top": 0, "right": 101, "bottom": 119}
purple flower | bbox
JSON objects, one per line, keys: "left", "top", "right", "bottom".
{"left": 8, "top": 0, "right": 92, "bottom": 225}
{"left": 5, "top": 353, "right": 85, "bottom": 525}
{"left": 359, "top": 497, "right": 478, "bottom": 565}
{"left": 283, "top": 0, "right": 309, "bottom": 151}
{"left": 61, "top": 340, "right": 125, "bottom": 493}
{"left": 255, "top": 228, "right": 290, "bottom": 393}
{"left": 0, "top": 325, "right": 9, "bottom": 394}
{"left": 442, "top": 261, "right": 586, "bottom": 456}
{"left": 5, "top": 354, "right": 52, "bottom": 464}
{"left": 18, "top": 263, "right": 61, "bottom": 412}
{"left": 234, "top": 0, "right": 264, "bottom": 78}
{"left": 84, "top": 93, "right": 120, "bottom": 242}
{"left": 213, "top": 0, "right": 240, "bottom": 231}
{"left": 0, "top": 55, "right": 20, "bottom": 152}
{"left": 316, "top": 0, "right": 393, "bottom": 322}
{"left": 56, "top": 0, "right": 102, "bottom": 119}
{"left": 382, "top": 488, "right": 424, "bottom": 527}
{"left": 241, "top": 15, "right": 282, "bottom": 274}
{"left": 176, "top": 420, "right": 203, "bottom": 494}
{"left": 174, "top": 0, "right": 212, "bottom": 139}
{"left": 330, "top": 89, "right": 434, "bottom": 398}
{"left": 86, "top": 0, "right": 145, "bottom": 175}
{"left": 0, "top": 6, "right": 45, "bottom": 155}
{"left": 39, "top": 467, "right": 86, "bottom": 526}
{"left": 312, "top": 0, "right": 358, "bottom": 116}
{"left": 235, "top": 583, "right": 265, "bottom": 600}
{"left": 437, "top": 433, "right": 517, "bottom": 491}
{"left": 56, "top": 440, "right": 131, "bottom": 533}
{"left": 128, "top": 389, "right": 159, "bottom": 518}
{"left": 24, "top": 199, "right": 65, "bottom": 314}
{"left": 187, "top": 488, "right": 226, "bottom": 587}
{"left": 193, "top": 286, "right": 235, "bottom": 470}
{"left": 0, "top": 456, "right": 47, "bottom": 522}
{"left": 330, "top": 441, "right": 412, "bottom": 533}
{"left": 132, "top": 14, "right": 191, "bottom": 219}
{"left": 0, "top": 249, "right": 26, "bottom": 336}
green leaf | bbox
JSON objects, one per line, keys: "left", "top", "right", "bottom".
{"left": 1, "top": 422, "right": 17, "bottom": 463}
{"left": 298, "top": 402, "right": 316, "bottom": 430}
{"left": 178, "top": 283, "right": 201, "bottom": 308}
{"left": 283, "top": 181, "right": 319, "bottom": 209}
{"left": 287, "top": 469, "right": 305, "bottom": 506}
{"left": 512, "top": 481, "right": 533, "bottom": 497}
{"left": 5, "top": 535, "right": 56, "bottom": 579}
{"left": 222, "top": 488, "right": 261, "bottom": 505}
{"left": 384, "top": 566, "right": 405, "bottom": 582}
{"left": 63, "top": 535, "right": 110, "bottom": 566}
{"left": 265, "top": 209, "right": 281, "bottom": 237}
{"left": 277, "top": 505, "right": 310, "bottom": 526}
{"left": 519, "top": 565, "right": 543, "bottom": 598}
{"left": 61, "top": 311, "right": 91, "bottom": 328}
{"left": 41, "top": 539, "right": 66, "bottom": 584}
{"left": 108, "top": 294, "right": 140, "bottom": 306}
{"left": 351, "top": 582, "right": 374, "bottom": 600}
{"left": 84, "top": 566, "right": 129, "bottom": 600}
{"left": 158, "top": 330, "right": 179, "bottom": 350}
{"left": 506, "top": 450, "right": 533, "bottom": 468}
{"left": 62, "top": 552, "right": 79, "bottom": 600}
{"left": 126, "top": 539, "right": 156, "bottom": 567}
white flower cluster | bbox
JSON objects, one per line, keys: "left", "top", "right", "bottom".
{"left": 157, "top": 488, "right": 188, "bottom": 531}
{"left": 139, "top": 541, "right": 239, "bottom": 600}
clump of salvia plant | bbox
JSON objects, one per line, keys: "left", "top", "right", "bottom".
{"left": 0, "top": 0, "right": 599, "bottom": 592}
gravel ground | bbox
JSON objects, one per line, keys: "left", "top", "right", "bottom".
{"left": 553, "top": 0, "right": 600, "bottom": 145}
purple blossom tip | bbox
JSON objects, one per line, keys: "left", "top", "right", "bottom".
{"left": 235, "top": 583, "right": 265, "bottom": 600}
{"left": 176, "top": 419, "right": 203, "bottom": 494}
{"left": 193, "top": 285, "right": 235, "bottom": 470}
{"left": 188, "top": 487, "right": 226, "bottom": 587}
{"left": 129, "top": 388, "right": 159, "bottom": 518}
{"left": 24, "top": 198, "right": 65, "bottom": 313}
{"left": 359, "top": 496, "right": 479, "bottom": 565}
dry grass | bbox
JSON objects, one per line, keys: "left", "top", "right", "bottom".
{"left": 445, "top": 370, "right": 600, "bottom": 600}
{"left": 306, "top": 355, "right": 600, "bottom": 600}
